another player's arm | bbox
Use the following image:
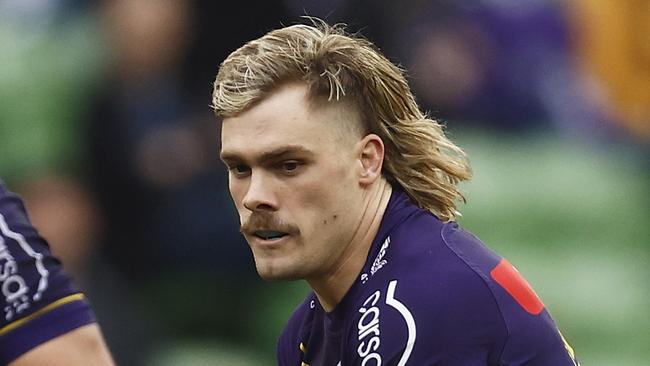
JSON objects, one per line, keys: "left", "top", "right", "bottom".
{"left": 10, "top": 323, "right": 115, "bottom": 366}
{"left": 0, "top": 181, "right": 115, "bottom": 365}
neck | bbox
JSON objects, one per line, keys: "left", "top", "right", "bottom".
{"left": 308, "top": 180, "right": 392, "bottom": 312}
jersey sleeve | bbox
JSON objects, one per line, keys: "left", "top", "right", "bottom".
{"left": 0, "top": 181, "right": 96, "bottom": 364}
{"left": 488, "top": 259, "right": 581, "bottom": 366}
{"left": 443, "top": 224, "right": 581, "bottom": 366}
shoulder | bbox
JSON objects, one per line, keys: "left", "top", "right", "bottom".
{"left": 0, "top": 181, "right": 96, "bottom": 364}
{"left": 340, "top": 216, "right": 509, "bottom": 364}
{"left": 369, "top": 215, "right": 504, "bottom": 310}
{"left": 346, "top": 211, "right": 580, "bottom": 364}
{"left": 388, "top": 216, "right": 580, "bottom": 364}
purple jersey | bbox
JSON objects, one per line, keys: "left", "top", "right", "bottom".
{"left": 277, "top": 188, "right": 579, "bottom": 365}
{"left": 0, "top": 180, "right": 96, "bottom": 364}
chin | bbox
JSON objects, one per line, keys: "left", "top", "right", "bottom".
{"left": 255, "top": 262, "right": 303, "bottom": 282}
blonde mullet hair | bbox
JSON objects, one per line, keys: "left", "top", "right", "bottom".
{"left": 212, "top": 18, "right": 472, "bottom": 221}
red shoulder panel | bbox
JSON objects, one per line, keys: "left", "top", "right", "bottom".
{"left": 490, "top": 258, "right": 545, "bottom": 315}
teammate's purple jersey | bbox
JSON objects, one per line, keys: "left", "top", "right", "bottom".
{"left": 0, "top": 180, "right": 96, "bottom": 364}
{"left": 277, "top": 187, "right": 579, "bottom": 365}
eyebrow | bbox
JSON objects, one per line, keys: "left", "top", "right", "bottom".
{"left": 220, "top": 145, "right": 315, "bottom": 165}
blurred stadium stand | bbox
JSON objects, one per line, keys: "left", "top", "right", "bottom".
{"left": 0, "top": 0, "right": 647, "bottom": 365}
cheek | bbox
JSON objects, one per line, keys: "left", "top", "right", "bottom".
{"left": 298, "top": 164, "right": 356, "bottom": 219}
{"left": 228, "top": 178, "right": 247, "bottom": 211}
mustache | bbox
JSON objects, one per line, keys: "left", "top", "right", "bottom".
{"left": 240, "top": 212, "right": 299, "bottom": 235}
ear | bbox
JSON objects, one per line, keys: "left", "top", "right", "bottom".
{"left": 357, "top": 134, "right": 385, "bottom": 185}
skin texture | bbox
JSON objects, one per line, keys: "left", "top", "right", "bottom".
{"left": 220, "top": 82, "right": 392, "bottom": 311}
{"left": 10, "top": 324, "right": 115, "bottom": 366}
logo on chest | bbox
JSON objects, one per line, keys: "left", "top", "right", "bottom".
{"left": 354, "top": 280, "right": 416, "bottom": 366}
{"left": 357, "top": 290, "right": 382, "bottom": 365}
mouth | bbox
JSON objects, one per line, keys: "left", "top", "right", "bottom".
{"left": 252, "top": 230, "right": 289, "bottom": 241}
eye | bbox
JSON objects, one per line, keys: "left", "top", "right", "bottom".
{"left": 278, "top": 160, "right": 302, "bottom": 175}
{"left": 229, "top": 164, "right": 250, "bottom": 177}
{"left": 282, "top": 161, "right": 299, "bottom": 171}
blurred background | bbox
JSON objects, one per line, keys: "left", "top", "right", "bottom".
{"left": 0, "top": 0, "right": 648, "bottom": 364}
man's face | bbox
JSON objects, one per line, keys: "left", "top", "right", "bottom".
{"left": 220, "top": 83, "right": 365, "bottom": 281}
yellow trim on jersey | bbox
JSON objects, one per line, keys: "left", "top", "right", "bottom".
{"left": 0, "top": 293, "right": 86, "bottom": 336}
{"left": 299, "top": 342, "right": 309, "bottom": 365}
{"left": 559, "top": 331, "right": 580, "bottom": 366}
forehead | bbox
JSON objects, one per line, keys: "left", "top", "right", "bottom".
{"left": 220, "top": 83, "right": 357, "bottom": 160}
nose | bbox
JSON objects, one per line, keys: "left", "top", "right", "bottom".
{"left": 242, "top": 172, "right": 277, "bottom": 212}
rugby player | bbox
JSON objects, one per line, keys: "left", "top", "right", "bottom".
{"left": 212, "top": 19, "right": 580, "bottom": 365}
{"left": 0, "top": 180, "right": 114, "bottom": 365}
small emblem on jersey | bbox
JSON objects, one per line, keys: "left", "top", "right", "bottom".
{"left": 490, "top": 258, "right": 544, "bottom": 315}
{"left": 370, "top": 237, "right": 390, "bottom": 276}
{"left": 361, "top": 273, "right": 369, "bottom": 284}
